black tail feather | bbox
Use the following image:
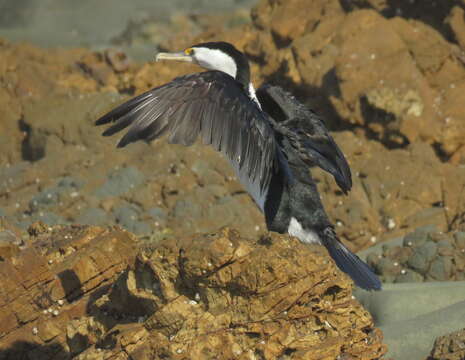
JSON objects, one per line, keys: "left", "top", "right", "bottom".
{"left": 321, "top": 228, "right": 381, "bottom": 291}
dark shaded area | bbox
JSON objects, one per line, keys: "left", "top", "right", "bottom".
{"left": 18, "top": 118, "right": 45, "bottom": 162}
{"left": 432, "top": 142, "right": 451, "bottom": 163}
{"left": 359, "top": 95, "right": 409, "bottom": 149}
{"left": 57, "top": 269, "right": 84, "bottom": 303}
{"left": 339, "top": 0, "right": 463, "bottom": 43}
{"left": 0, "top": 341, "right": 70, "bottom": 360}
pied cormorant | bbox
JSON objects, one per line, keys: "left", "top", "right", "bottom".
{"left": 95, "top": 41, "right": 381, "bottom": 291}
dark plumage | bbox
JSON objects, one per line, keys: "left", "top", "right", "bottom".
{"left": 95, "top": 41, "right": 381, "bottom": 291}
{"left": 96, "top": 72, "right": 276, "bottom": 195}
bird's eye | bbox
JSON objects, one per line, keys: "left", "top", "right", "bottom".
{"left": 184, "top": 48, "right": 194, "bottom": 55}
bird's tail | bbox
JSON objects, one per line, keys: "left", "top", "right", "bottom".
{"left": 320, "top": 227, "right": 381, "bottom": 291}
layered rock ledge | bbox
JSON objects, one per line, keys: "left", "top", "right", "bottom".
{"left": 0, "top": 223, "right": 386, "bottom": 359}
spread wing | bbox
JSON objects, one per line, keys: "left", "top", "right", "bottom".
{"left": 256, "top": 84, "right": 352, "bottom": 194}
{"left": 95, "top": 71, "right": 277, "bottom": 196}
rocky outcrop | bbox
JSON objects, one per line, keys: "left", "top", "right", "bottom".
{"left": 0, "top": 223, "right": 386, "bottom": 359}
{"left": 429, "top": 327, "right": 465, "bottom": 360}
{"left": 2, "top": 37, "right": 465, "bottom": 252}
{"left": 239, "top": 0, "right": 465, "bottom": 157}
{"left": 0, "top": 222, "right": 138, "bottom": 359}
{"left": 366, "top": 226, "right": 465, "bottom": 283}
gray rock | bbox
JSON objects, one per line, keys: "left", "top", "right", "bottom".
{"left": 375, "top": 258, "right": 401, "bottom": 276}
{"left": 131, "top": 221, "right": 152, "bottom": 235}
{"left": 29, "top": 176, "right": 82, "bottom": 212}
{"left": 0, "top": 162, "right": 28, "bottom": 193}
{"left": 94, "top": 167, "right": 145, "bottom": 198}
{"left": 15, "top": 217, "right": 33, "bottom": 230}
{"left": 402, "top": 225, "right": 438, "bottom": 248}
{"left": 382, "top": 273, "right": 398, "bottom": 283}
{"left": 395, "top": 269, "right": 424, "bottom": 283}
{"left": 57, "top": 176, "right": 83, "bottom": 189}
{"left": 0, "top": 208, "right": 5, "bottom": 217}
{"left": 407, "top": 241, "right": 438, "bottom": 274}
{"left": 436, "top": 238, "right": 455, "bottom": 257}
{"left": 147, "top": 207, "right": 166, "bottom": 220}
{"left": 113, "top": 205, "right": 140, "bottom": 225}
{"left": 191, "top": 160, "right": 230, "bottom": 186}
{"left": 112, "top": 204, "right": 150, "bottom": 234}
{"left": 205, "top": 184, "right": 229, "bottom": 200}
{"left": 0, "top": 228, "right": 20, "bottom": 244}
{"left": 31, "top": 211, "right": 67, "bottom": 226}
{"left": 428, "top": 256, "right": 453, "bottom": 281}
{"left": 172, "top": 199, "right": 202, "bottom": 219}
{"left": 366, "top": 252, "right": 381, "bottom": 269}
{"left": 437, "top": 239, "right": 454, "bottom": 249}
{"left": 454, "top": 232, "right": 465, "bottom": 250}
{"left": 29, "top": 188, "right": 60, "bottom": 211}
{"left": 75, "top": 208, "right": 113, "bottom": 226}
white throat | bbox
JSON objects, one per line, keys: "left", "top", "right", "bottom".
{"left": 193, "top": 48, "right": 237, "bottom": 79}
{"left": 248, "top": 82, "right": 261, "bottom": 108}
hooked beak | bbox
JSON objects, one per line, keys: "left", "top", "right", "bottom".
{"left": 155, "top": 52, "right": 194, "bottom": 63}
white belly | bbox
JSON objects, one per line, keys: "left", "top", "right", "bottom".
{"left": 288, "top": 217, "right": 321, "bottom": 244}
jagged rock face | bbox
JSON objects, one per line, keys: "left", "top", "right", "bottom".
{"left": 0, "top": 224, "right": 386, "bottom": 359}
{"left": 0, "top": 223, "right": 138, "bottom": 359}
{"left": 429, "top": 328, "right": 465, "bottom": 360}
{"left": 2, "top": 35, "right": 465, "bottom": 251}
{"left": 243, "top": 0, "right": 465, "bottom": 156}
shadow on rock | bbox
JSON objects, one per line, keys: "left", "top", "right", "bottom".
{"left": 339, "top": 0, "right": 460, "bottom": 41}
{"left": 0, "top": 223, "right": 386, "bottom": 359}
{"left": 0, "top": 341, "right": 69, "bottom": 360}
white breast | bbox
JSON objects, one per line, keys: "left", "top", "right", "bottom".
{"left": 288, "top": 217, "right": 321, "bottom": 244}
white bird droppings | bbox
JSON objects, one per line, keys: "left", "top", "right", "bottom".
{"left": 387, "top": 218, "right": 396, "bottom": 230}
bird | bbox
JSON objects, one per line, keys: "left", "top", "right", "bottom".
{"left": 95, "top": 41, "right": 381, "bottom": 291}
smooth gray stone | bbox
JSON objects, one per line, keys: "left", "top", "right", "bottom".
{"left": 75, "top": 207, "right": 113, "bottom": 226}
{"left": 428, "top": 256, "right": 453, "bottom": 281}
{"left": 382, "top": 299, "right": 465, "bottom": 360}
{"left": 358, "top": 236, "right": 404, "bottom": 261}
{"left": 94, "top": 167, "right": 145, "bottom": 198}
{"left": 407, "top": 241, "right": 437, "bottom": 274}
{"left": 354, "top": 281, "right": 465, "bottom": 360}
{"left": 394, "top": 269, "right": 423, "bottom": 283}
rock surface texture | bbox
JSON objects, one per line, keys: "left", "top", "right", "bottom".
{"left": 2, "top": 0, "right": 465, "bottom": 252}
{"left": 2, "top": 1, "right": 465, "bottom": 359}
{"left": 430, "top": 327, "right": 465, "bottom": 360}
{"left": 0, "top": 223, "right": 386, "bottom": 359}
{"left": 366, "top": 226, "right": 465, "bottom": 283}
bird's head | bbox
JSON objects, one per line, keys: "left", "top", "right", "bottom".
{"left": 156, "top": 41, "right": 250, "bottom": 88}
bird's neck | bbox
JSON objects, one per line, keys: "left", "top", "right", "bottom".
{"left": 234, "top": 55, "right": 250, "bottom": 89}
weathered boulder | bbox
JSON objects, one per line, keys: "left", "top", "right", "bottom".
{"left": 0, "top": 223, "right": 386, "bottom": 359}
{"left": 429, "top": 327, "right": 465, "bottom": 360}
{"left": 0, "top": 222, "right": 138, "bottom": 359}
{"left": 231, "top": 0, "right": 465, "bottom": 156}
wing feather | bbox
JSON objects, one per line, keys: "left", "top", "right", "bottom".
{"left": 96, "top": 71, "right": 277, "bottom": 195}
{"left": 256, "top": 84, "right": 352, "bottom": 193}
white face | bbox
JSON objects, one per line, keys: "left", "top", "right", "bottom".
{"left": 192, "top": 47, "right": 237, "bottom": 79}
